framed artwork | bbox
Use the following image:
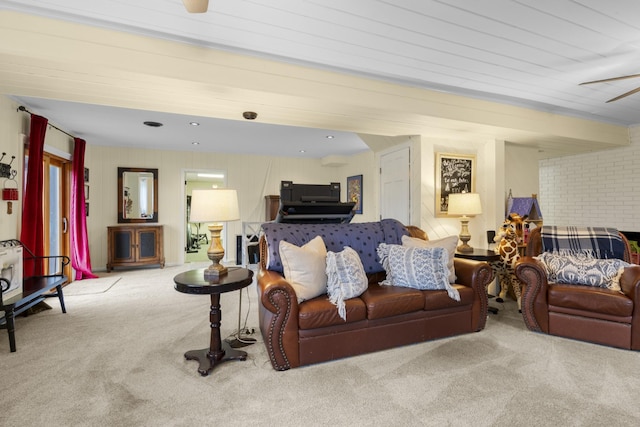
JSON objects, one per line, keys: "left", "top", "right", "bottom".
{"left": 84, "top": 184, "right": 89, "bottom": 200}
{"left": 85, "top": 202, "right": 89, "bottom": 217}
{"left": 347, "top": 174, "right": 363, "bottom": 214}
{"left": 435, "top": 152, "right": 476, "bottom": 217}
{"left": 84, "top": 167, "right": 90, "bottom": 182}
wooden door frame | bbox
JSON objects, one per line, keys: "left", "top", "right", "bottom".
{"left": 26, "top": 150, "right": 72, "bottom": 279}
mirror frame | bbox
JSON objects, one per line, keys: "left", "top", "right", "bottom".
{"left": 118, "top": 167, "right": 159, "bottom": 223}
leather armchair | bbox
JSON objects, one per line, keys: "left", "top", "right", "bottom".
{"left": 515, "top": 226, "right": 640, "bottom": 350}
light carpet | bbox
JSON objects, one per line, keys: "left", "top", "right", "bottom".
{"left": 2, "top": 263, "right": 640, "bottom": 426}
{"left": 62, "top": 276, "right": 122, "bottom": 296}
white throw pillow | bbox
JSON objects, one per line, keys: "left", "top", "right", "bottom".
{"left": 279, "top": 236, "right": 328, "bottom": 303}
{"left": 402, "top": 234, "right": 458, "bottom": 283}
{"left": 377, "top": 243, "right": 460, "bottom": 302}
{"left": 326, "top": 246, "right": 368, "bottom": 321}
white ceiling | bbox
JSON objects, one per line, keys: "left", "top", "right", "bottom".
{"left": 4, "top": 0, "right": 640, "bottom": 158}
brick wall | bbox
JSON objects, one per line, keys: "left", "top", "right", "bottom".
{"left": 539, "top": 125, "right": 639, "bottom": 230}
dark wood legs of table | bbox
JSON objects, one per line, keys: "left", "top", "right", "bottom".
{"left": 3, "top": 306, "right": 16, "bottom": 352}
{"left": 184, "top": 293, "right": 247, "bottom": 376}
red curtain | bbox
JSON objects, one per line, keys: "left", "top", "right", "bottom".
{"left": 70, "top": 138, "right": 97, "bottom": 279}
{"left": 20, "top": 115, "right": 48, "bottom": 275}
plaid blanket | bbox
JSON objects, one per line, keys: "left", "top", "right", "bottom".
{"left": 541, "top": 226, "right": 625, "bottom": 259}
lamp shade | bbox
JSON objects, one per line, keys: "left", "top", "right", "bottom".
{"left": 189, "top": 189, "right": 240, "bottom": 223}
{"left": 447, "top": 193, "right": 482, "bottom": 216}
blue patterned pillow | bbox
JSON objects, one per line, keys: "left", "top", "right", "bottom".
{"left": 377, "top": 243, "right": 460, "bottom": 301}
{"left": 326, "top": 246, "right": 368, "bottom": 320}
{"left": 537, "top": 252, "right": 630, "bottom": 291}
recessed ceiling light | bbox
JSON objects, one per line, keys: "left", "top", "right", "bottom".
{"left": 191, "top": 141, "right": 200, "bottom": 145}
{"left": 326, "top": 135, "right": 335, "bottom": 139}
{"left": 189, "top": 121, "right": 200, "bottom": 126}
{"left": 299, "top": 150, "right": 306, "bottom": 153}
{"left": 143, "top": 121, "right": 163, "bottom": 127}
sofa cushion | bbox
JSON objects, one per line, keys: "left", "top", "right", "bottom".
{"left": 262, "top": 219, "right": 409, "bottom": 274}
{"left": 423, "top": 285, "right": 474, "bottom": 310}
{"left": 548, "top": 284, "right": 634, "bottom": 317}
{"left": 537, "top": 252, "right": 629, "bottom": 291}
{"left": 377, "top": 243, "right": 460, "bottom": 302}
{"left": 360, "top": 283, "right": 424, "bottom": 320}
{"left": 279, "top": 236, "right": 327, "bottom": 303}
{"left": 298, "top": 296, "right": 367, "bottom": 329}
{"left": 401, "top": 234, "right": 458, "bottom": 283}
{"left": 326, "top": 246, "right": 368, "bottom": 321}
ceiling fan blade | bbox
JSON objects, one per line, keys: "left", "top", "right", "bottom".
{"left": 606, "top": 86, "right": 640, "bottom": 103}
{"left": 580, "top": 73, "right": 640, "bottom": 85}
{"left": 182, "top": 0, "right": 208, "bottom": 13}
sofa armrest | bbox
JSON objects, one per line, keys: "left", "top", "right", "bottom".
{"left": 453, "top": 257, "right": 493, "bottom": 331}
{"left": 257, "top": 268, "right": 300, "bottom": 370}
{"left": 515, "top": 256, "right": 550, "bottom": 333}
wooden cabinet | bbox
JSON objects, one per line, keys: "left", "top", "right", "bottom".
{"left": 107, "top": 225, "right": 165, "bottom": 272}
{"left": 265, "top": 195, "right": 279, "bottom": 221}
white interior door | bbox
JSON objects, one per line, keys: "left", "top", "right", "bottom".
{"left": 380, "top": 146, "right": 410, "bottom": 224}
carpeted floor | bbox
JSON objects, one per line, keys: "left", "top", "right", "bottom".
{"left": 62, "top": 276, "right": 122, "bottom": 295}
{"left": 2, "top": 263, "right": 640, "bottom": 426}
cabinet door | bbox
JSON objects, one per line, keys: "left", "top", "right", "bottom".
{"left": 112, "top": 229, "right": 136, "bottom": 263}
{"left": 137, "top": 229, "right": 158, "bottom": 261}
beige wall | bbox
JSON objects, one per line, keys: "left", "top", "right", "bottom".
{"left": 85, "top": 144, "right": 376, "bottom": 270}
{"left": 0, "top": 96, "right": 24, "bottom": 240}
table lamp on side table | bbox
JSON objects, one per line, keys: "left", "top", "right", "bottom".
{"left": 448, "top": 192, "right": 482, "bottom": 253}
{"left": 189, "top": 188, "right": 240, "bottom": 279}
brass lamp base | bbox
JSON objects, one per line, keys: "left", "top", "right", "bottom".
{"left": 204, "top": 223, "right": 228, "bottom": 280}
{"left": 457, "top": 216, "right": 474, "bottom": 253}
{"left": 456, "top": 242, "right": 473, "bottom": 253}
{"left": 204, "top": 263, "right": 228, "bottom": 279}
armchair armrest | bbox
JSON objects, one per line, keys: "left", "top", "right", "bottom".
{"left": 619, "top": 266, "right": 640, "bottom": 350}
{"left": 453, "top": 257, "right": 493, "bottom": 331}
{"left": 257, "top": 268, "right": 301, "bottom": 370}
{"left": 515, "top": 256, "right": 550, "bottom": 333}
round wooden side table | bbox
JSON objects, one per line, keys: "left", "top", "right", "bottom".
{"left": 174, "top": 267, "right": 254, "bottom": 376}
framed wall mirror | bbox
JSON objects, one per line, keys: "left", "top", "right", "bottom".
{"left": 118, "top": 167, "right": 159, "bottom": 223}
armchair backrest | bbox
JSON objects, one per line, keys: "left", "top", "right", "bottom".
{"left": 525, "top": 226, "right": 631, "bottom": 262}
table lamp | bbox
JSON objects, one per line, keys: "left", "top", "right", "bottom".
{"left": 447, "top": 192, "right": 482, "bottom": 253}
{"left": 189, "top": 188, "right": 240, "bottom": 278}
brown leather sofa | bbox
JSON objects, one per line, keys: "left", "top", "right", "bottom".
{"left": 257, "top": 220, "right": 494, "bottom": 370}
{"left": 515, "top": 226, "right": 640, "bottom": 350}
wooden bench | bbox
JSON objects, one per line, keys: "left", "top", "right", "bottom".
{"left": 0, "top": 240, "right": 69, "bottom": 352}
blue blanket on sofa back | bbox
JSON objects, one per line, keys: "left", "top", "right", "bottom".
{"left": 261, "top": 219, "right": 409, "bottom": 274}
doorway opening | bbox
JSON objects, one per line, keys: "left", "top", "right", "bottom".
{"left": 183, "top": 169, "right": 227, "bottom": 263}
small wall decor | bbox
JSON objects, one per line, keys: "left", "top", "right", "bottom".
{"left": 435, "top": 152, "right": 476, "bottom": 217}
{"left": 84, "top": 167, "right": 89, "bottom": 182}
{"left": 84, "top": 184, "right": 89, "bottom": 201}
{"left": 85, "top": 202, "right": 89, "bottom": 217}
{"left": 1, "top": 153, "right": 19, "bottom": 214}
{"left": 0, "top": 152, "right": 16, "bottom": 179}
{"left": 347, "top": 174, "right": 363, "bottom": 214}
